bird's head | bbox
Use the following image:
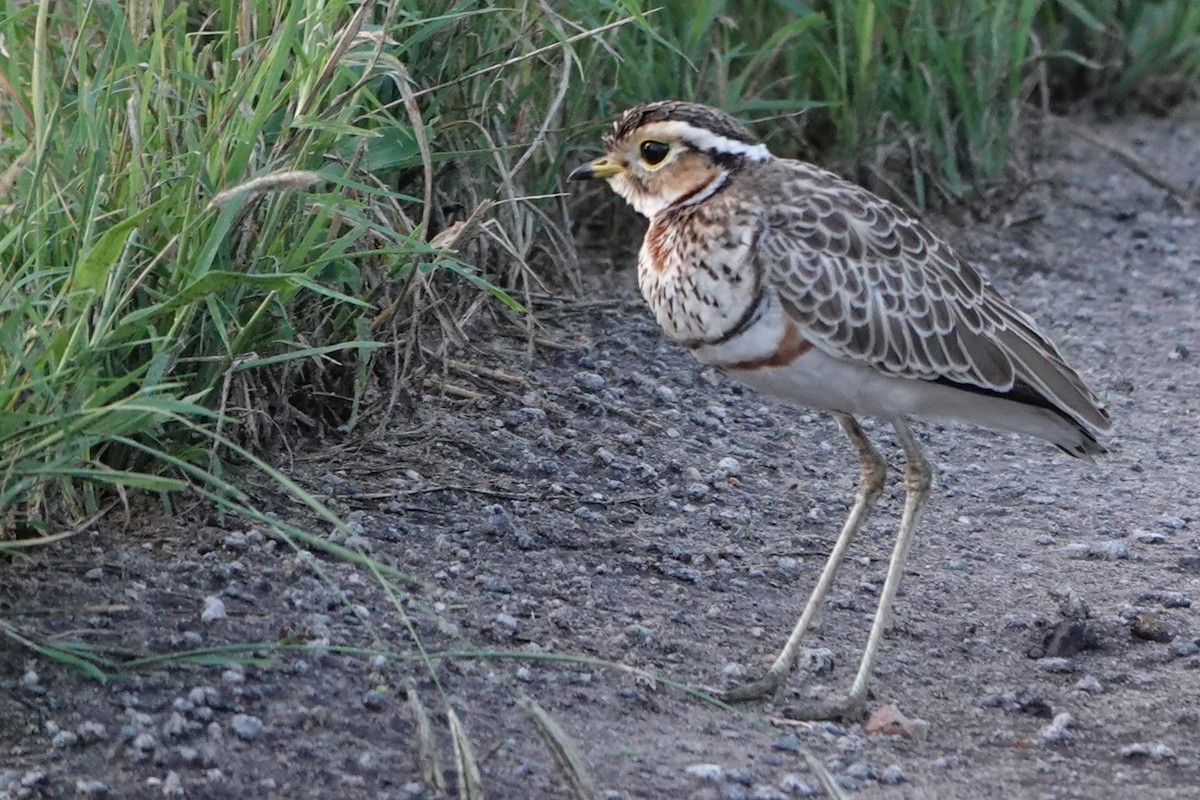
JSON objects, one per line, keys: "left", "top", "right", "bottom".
{"left": 568, "top": 101, "right": 770, "bottom": 218}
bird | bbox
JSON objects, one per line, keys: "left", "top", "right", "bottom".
{"left": 568, "top": 100, "right": 1111, "bottom": 720}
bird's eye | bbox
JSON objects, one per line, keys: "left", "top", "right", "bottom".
{"left": 639, "top": 140, "right": 671, "bottom": 166}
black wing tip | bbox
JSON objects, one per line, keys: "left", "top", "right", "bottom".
{"left": 1053, "top": 433, "right": 1108, "bottom": 461}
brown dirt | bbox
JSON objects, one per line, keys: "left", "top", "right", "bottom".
{"left": 3, "top": 109, "right": 1199, "bottom": 800}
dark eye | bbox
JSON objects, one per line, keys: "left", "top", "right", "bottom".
{"left": 639, "top": 140, "right": 670, "bottom": 166}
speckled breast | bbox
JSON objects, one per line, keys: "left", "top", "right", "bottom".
{"left": 636, "top": 204, "right": 762, "bottom": 347}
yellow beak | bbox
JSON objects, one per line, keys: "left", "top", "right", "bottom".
{"left": 568, "top": 156, "right": 626, "bottom": 181}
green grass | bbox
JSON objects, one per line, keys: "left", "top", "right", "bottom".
{"left": 2, "top": 0, "right": 1198, "bottom": 536}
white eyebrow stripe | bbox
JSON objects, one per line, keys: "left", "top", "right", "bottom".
{"left": 644, "top": 120, "right": 771, "bottom": 161}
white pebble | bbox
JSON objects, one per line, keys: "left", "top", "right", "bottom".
{"left": 200, "top": 596, "right": 226, "bottom": 623}
{"left": 685, "top": 763, "right": 724, "bottom": 783}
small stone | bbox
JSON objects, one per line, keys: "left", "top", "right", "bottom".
{"left": 494, "top": 613, "right": 519, "bottom": 631}
{"left": 779, "top": 774, "right": 817, "bottom": 796}
{"left": 685, "top": 764, "right": 724, "bottom": 783}
{"left": 798, "top": 647, "right": 835, "bottom": 676}
{"left": 866, "top": 704, "right": 927, "bottom": 741}
{"left": 722, "top": 662, "right": 747, "bottom": 680}
{"left": 84, "top": 567, "right": 104, "bottom": 581}
{"left": 1131, "top": 611, "right": 1173, "bottom": 642}
{"left": 716, "top": 457, "right": 742, "bottom": 477}
{"left": 1171, "top": 639, "right": 1200, "bottom": 658}
{"left": 76, "top": 721, "right": 107, "bottom": 743}
{"left": 51, "top": 730, "right": 79, "bottom": 748}
{"left": 516, "top": 667, "right": 533, "bottom": 683}
{"left": 751, "top": 785, "right": 787, "bottom": 800}
{"left": 131, "top": 733, "right": 157, "bottom": 755}
{"left": 771, "top": 735, "right": 799, "bottom": 753}
{"left": 200, "top": 596, "right": 226, "bottom": 623}
{"left": 1037, "top": 657, "right": 1077, "bottom": 673}
{"left": 1041, "top": 713, "right": 1074, "bottom": 744}
{"left": 1093, "top": 541, "right": 1130, "bottom": 560}
{"left": 1140, "top": 590, "right": 1191, "bottom": 609}
{"left": 1121, "top": 743, "right": 1151, "bottom": 759}
{"left": 1075, "top": 675, "right": 1103, "bottom": 693}
{"left": 162, "top": 771, "right": 184, "bottom": 797}
{"left": 878, "top": 764, "right": 906, "bottom": 785}
{"left": 575, "top": 372, "right": 605, "bottom": 391}
{"left": 362, "top": 689, "right": 386, "bottom": 710}
{"left": 230, "top": 714, "right": 263, "bottom": 741}
{"left": 75, "top": 779, "right": 110, "bottom": 795}
{"left": 162, "top": 713, "right": 186, "bottom": 738}
{"left": 20, "top": 771, "right": 47, "bottom": 788}
{"left": 1042, "top": 621, "right": 1091, "bottom": 658}
{"left": 1152, "top": 743, "right": 1177, "bottom": 760}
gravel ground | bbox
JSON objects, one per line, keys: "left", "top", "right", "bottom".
{"left": 2, "top": 109, "right": 1199, "bottom": 800}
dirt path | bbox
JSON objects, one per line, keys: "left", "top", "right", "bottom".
{"left": 3, "top": 109, "right": 1199, "bottom": 800}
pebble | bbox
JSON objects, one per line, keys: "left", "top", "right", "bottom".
{"left": 200, "top": 596, "right": 227, "bottom": 623}
{"left": 1038, "top": 657, "right": 1077, "bottom": 673}
{"left": 362, "top": 689, "right": 387, "bottom": 710}
{"left": 77, "top": 721, "right": 107, "bottom": 742}
{"left": 131, "top": 733, "right": 157, "bottom": 757}
{"left": 1040, "top": 712, "right": 1074, "bottom": 744}
{"left": 75, "top": 779, "right": 110, "bottom": 795}
{"left": 163, "top": 771, "right": 184, "bottom": 797}
{"left": 1131, "top": 611, "right": 1173, "bottom": 642}
{"left": 1139, "top": 590, "right": 1191, "bottom": 608}
{"left": 1171, "top": 639, "right": 1200, "bottom": 658}
{"left": 1076, "top": 541, "right": 1130, "bottom": 560}
{"left": 779, "top": 774, "right": 817, "bottom": 796}
{"left": 1152, "top": 743, "right": 1177, "bottom": 760}
{"left": 51, "top": 730, "right": 78, "bottom": 748}
{"left": 84, "top": 567, "right": 104, "bottom": 581}
{"left": 751, "top": 786, "right": 787, "bottom": 800}
{"left": 1042, "top": 621, "right": 1091, "bottom": 658}
{"left": 716, "top": 456, "right": 742, "bottom": 477}
{"left": 162, "top": 713, "right": 187, "bottom": 738}
{"left": 799, "top": 648, "right": 835, "bottom": 676}
{"left": 575, "top": 372, "right": 605, "bottom": 391}
{"left": 879, "top": 764, "right": 906, "bottom": 784}
{"left": 230, "top": 714, "right": 263, "bottom": 741}
{"left": 1075, "top": 675, "right": 1104, "bottom": 693}
{"left": 1121, "top": 743, "right": 1151, "bottom": 759}
{"left": 685, "top": 764, "right": 725, "bottom": 783}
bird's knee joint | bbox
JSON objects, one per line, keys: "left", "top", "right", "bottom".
{"left": 903, "top": 466, "right": 932, "bottom": 492}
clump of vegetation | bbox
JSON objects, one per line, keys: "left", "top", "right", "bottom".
{"left": 1, "top": 0, "right": 1197, "bottom": 538}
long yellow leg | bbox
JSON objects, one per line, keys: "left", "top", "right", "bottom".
{"left": 785, "top": 419, "right": 934, "bottom": 720}
{"left": 724, "top": 413, "right": 886, "bottom": 703}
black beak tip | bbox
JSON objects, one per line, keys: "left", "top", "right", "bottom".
{"left": 567, "top": 164, "right": 593, "bottom": 182}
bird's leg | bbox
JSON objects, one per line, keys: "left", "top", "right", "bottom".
{"left": 724, "top": 413, "right": 886, "bottom": 703}
{"left": 788, "top": 419, "right": 934, "bottom": 719}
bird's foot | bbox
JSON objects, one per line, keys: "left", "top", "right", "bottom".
{"left": 779, "top": 692, "right": 866, "bottom": 722}
{"left": 719, "top": 670, "right": 788, "bottom": 703}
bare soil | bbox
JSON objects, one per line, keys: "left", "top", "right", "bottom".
{"left": 3, "top": 109, "right": 1199, "bottom": 800}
